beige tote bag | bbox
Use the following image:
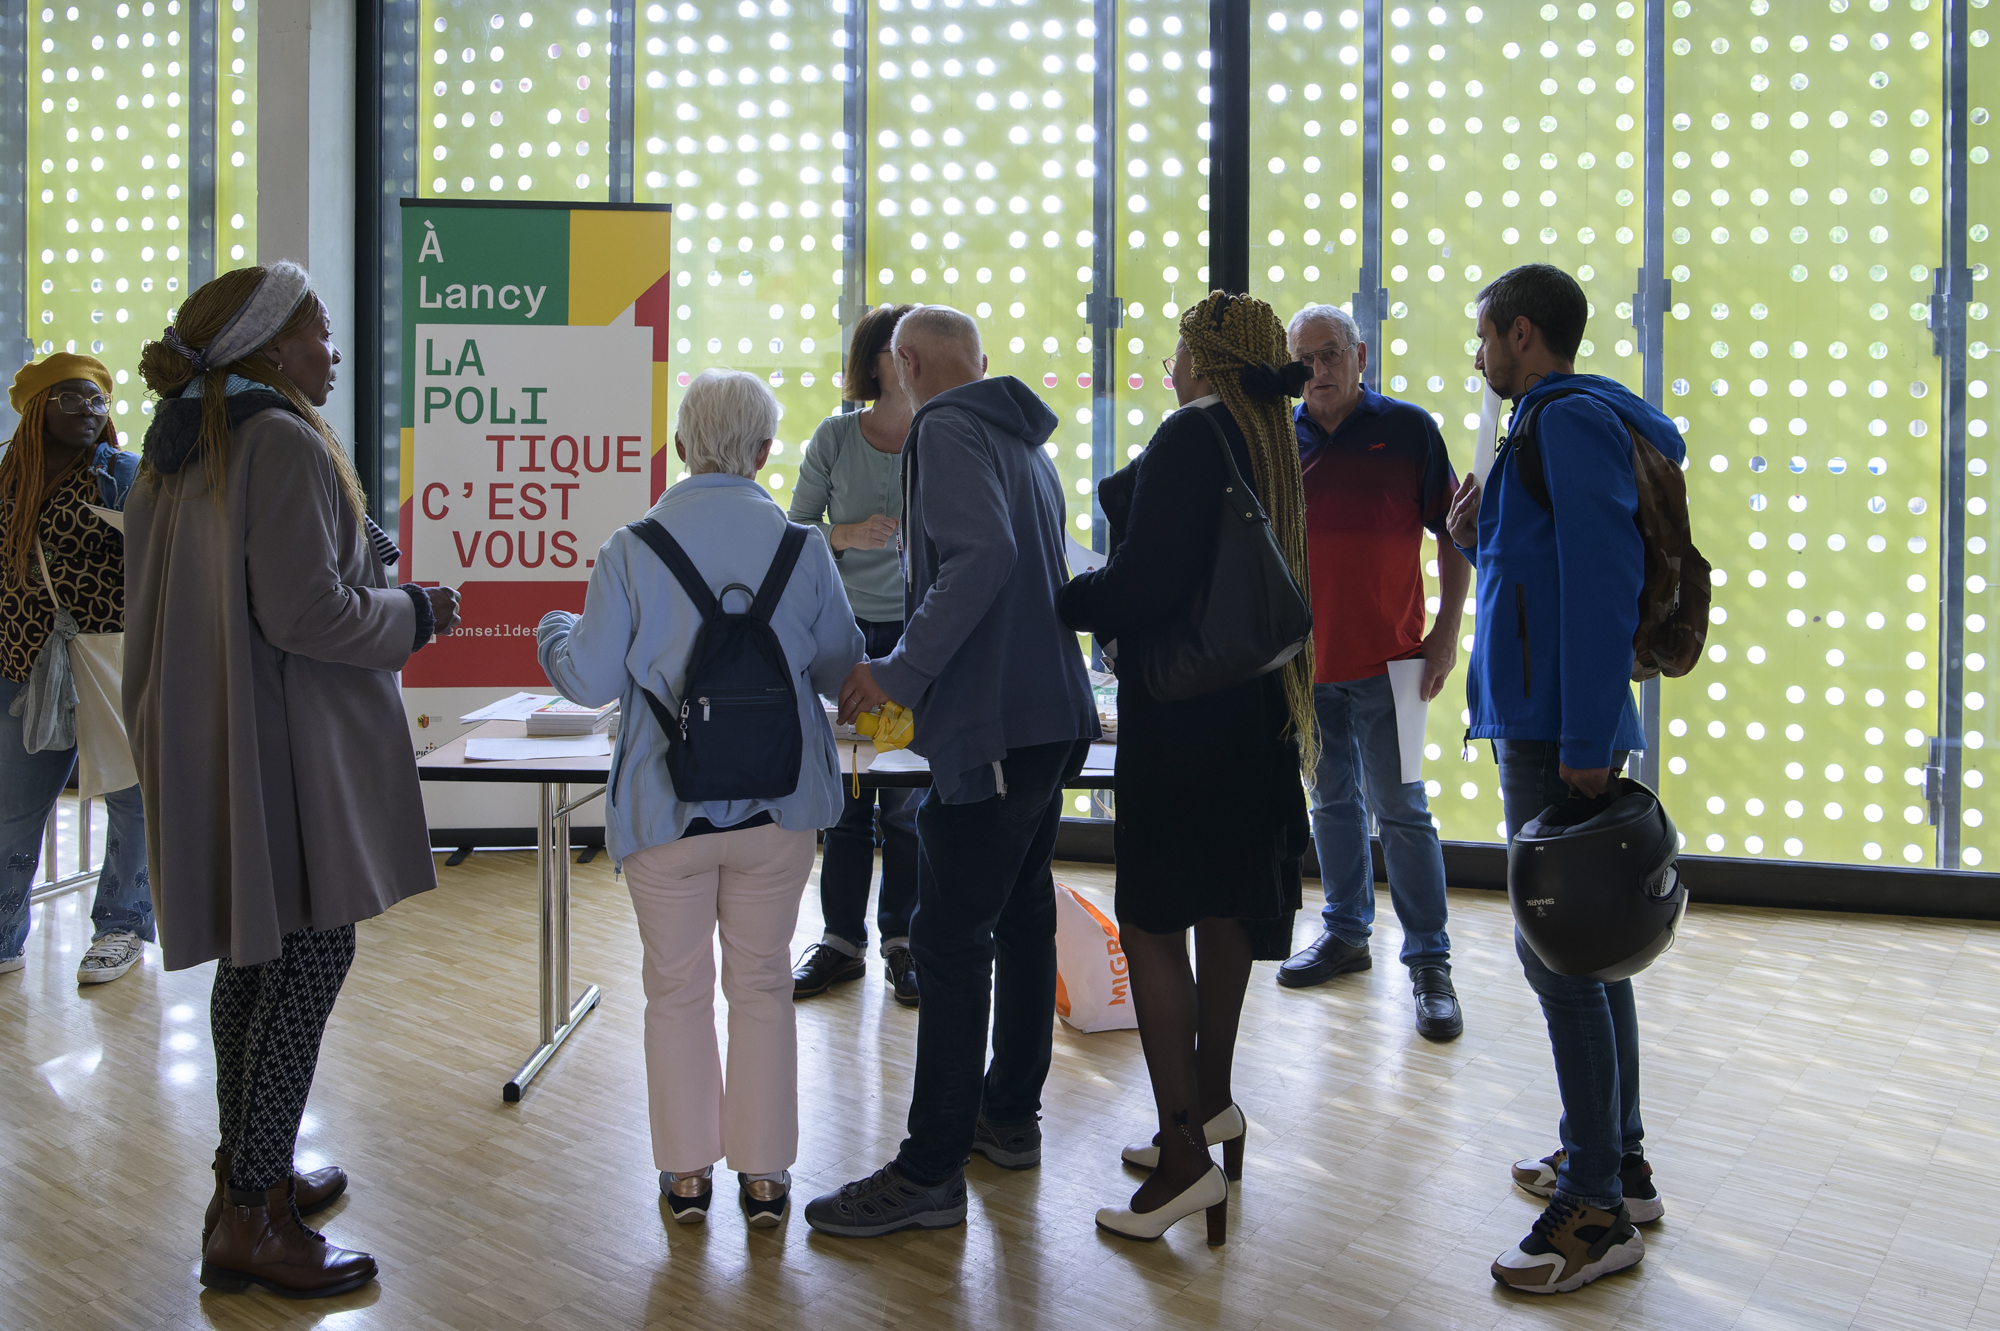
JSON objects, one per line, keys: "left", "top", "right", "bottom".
{"left": 37, "top": 544, "right": 137, "bottom": 799}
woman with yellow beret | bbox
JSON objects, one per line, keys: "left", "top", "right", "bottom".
{"left": 0, "top": 352, "right": 155, "bottom": 984}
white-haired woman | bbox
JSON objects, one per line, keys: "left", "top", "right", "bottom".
{"left": 538, "top": 368, "right": 862, "bottom": 1228}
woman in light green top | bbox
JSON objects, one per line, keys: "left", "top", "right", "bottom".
{"left": 786, "top": 302, "right": 922, "bottom": 1008}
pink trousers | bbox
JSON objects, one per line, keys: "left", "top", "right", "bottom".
{"left": 621, "top": 823, "right": 817, "bottom": 1176}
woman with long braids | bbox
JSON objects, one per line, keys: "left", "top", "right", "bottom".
{"left": 0, "top": 353, "right": 155, "bottom": 983}
{"left": 1059, "top": 292, "right": 1315, "bottom": 1243}
{"left": 126, "top": 263, "right": 459, "bottom": 1298}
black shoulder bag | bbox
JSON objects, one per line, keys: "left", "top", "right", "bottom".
{"left": 1136, "top": 409, "right": 1313, "bottom": 703}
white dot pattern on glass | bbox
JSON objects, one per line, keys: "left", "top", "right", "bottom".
{"left": 27, "top": 0, "right": 252, "bottom": 381}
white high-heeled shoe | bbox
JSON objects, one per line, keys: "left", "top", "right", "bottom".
{"left": 1121, "top": 1104, "right": 1248, "bottom": 1179}
{"left": 1095, "top": 1164, "right": 1229, "bottom": 1244}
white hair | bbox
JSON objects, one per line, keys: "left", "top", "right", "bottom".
{"left": 675, "top": 368, "right": 782, "bottom": 478}
{"left": 889, "top": 304, "right": 983, "bottom": 362}
{"left": 1287, "top": 303, "right": 1361, "bottom": 354}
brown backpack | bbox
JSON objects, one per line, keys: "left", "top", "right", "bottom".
{"left": 1508, "top": 388, "right": 1712, "bottom": 682}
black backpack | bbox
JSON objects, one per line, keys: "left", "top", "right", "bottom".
{"left": 627, "top": 518, "right": 809, "bottom": 802}
{"left": 1505, "top": 387, "right": 1712, "bottom": 682}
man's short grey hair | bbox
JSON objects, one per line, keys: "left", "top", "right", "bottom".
{"left": 675, "top": 368, "right": 783, "bottom": 477}
{"left": 1287, "top": 303, "right": 1361, "bottom": 354}
{"left": 889, "top": 304, "right": 983, "bottom": 361}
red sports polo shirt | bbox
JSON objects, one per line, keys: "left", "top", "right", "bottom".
{"left": 1295, "top": 390, "right": 1459, "bottom": 684}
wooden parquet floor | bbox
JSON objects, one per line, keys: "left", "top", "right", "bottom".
{"left": 4, "top": 848, "right": 2000, "bottom": 1331}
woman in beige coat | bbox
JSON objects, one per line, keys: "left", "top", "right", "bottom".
{"left": 125, "top": 262, "right": 459, "bottom": 1300}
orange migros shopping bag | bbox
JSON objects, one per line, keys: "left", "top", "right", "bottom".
{"left": 1053, "top": 884, "right": 1138, "bottom": 1033}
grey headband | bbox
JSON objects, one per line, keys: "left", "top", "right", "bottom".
{"left": 161, "top": 261, "right": 313, "bottom": 376}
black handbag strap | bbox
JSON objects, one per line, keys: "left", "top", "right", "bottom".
{"left": 1181, "top": 405, "right": 1266, "bottom": 525}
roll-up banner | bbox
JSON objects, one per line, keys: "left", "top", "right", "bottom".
{"left": 395, "top": 199, "right": 674, "bottom": 846}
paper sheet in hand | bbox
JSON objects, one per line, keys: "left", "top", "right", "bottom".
{"left": 1470, "top": 382, "right": 1505, "bottom": 491}
{"left": 1384, "top": 657, "right": 1430, "bottom": 784}
{"left": 1065, "top": 534, "right": 1106, "bottom": 575}
{"left": 84, "top": 504, "right": 124, "bottom": 533}
{"left": 458, "top": 692, "right": 557, "bottom": 723}
{"left": 865, "top": 746, "right": 931, "bottom": 773}
{"left": 463, "top": 734, "right": 612, "bottom": 761}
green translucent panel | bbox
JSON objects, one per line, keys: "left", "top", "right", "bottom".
{"left": 636, "top": 0, "right": 846, "bottom": 490}
{"left": 27, "top": 0, "right": 193, "bottom": 429}
{"left": 418, "top": 2, "right": 611, "bottom": 202}
{"left": 1661, "top": 0, "right": 1942, "bottom": 868}
{"left": 1962, "top": 9, "right": 1997, "bottom": 867}
{"left": 1248, "top": 1, "right": 1363, "bottom": 333}
{"left": 866, "top": 0, "right": 1098, "bottom": 532}
{"left": 217, "top": 0, "right": 257, "bottom": 269}
{"left": 1115, "top": 0, "right": 1213, "bottom": 463}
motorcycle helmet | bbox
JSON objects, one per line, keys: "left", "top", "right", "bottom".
{"left": 1508, "top": 776, "right": 1687, "bottom": 983}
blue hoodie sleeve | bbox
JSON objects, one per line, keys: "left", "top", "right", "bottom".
{"left": 872, "top": 406, "right": 1017, "bottom": 704}
{"left": 1540, "top": 396, "right": 1643, "bottom": 769}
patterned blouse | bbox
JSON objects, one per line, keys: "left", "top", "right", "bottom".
{"left": 1, "top": 464, "right": 124, "bottom": 683}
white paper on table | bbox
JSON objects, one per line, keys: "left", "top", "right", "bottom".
{"left": 1470, "top": 382, "right": 1505, "bottom": 492}
{"left": 1065, "top": 534, "right": 1107, "bottom": 575}
{"left": 84, "top": 504, "right": 124, "bottom": 533}
{"left": 463, "top": 734, "right": 612, "bottom": 761}
{"left": 865, "top": 746, "right": 932, "bottom": 773}
{"left": 1384, "top": 657, "right": 1430, "bottom": 785}
{"left": 458, "top": 692, "right": 557, "bottom": 724}
{"left": 1085, "top": 742, "right": 1119, "bottom": 772}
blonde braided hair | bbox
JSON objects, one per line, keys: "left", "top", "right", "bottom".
{"left": 1178, "top": 291, "right": 1318, "bottom": 773}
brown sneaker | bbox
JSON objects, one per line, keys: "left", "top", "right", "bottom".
{"left": 200, "top": 1180, "right": 378, "bottom": 1299}
{"left": 1491, "top": 1195, "right": 1643, "bottom": 1294}
{"left": 202, "top": 1150, "right": 350, "bottom": 1247}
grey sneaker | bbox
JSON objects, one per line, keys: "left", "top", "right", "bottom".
{"left": 803, "top": 1161, "right": 968, "bottom": 1237}
{"left": 77, "top": 931, "right": 143, "bottom": 985}
{"left": 969, "top": 1113, "right": 1041, "bottom": 1169}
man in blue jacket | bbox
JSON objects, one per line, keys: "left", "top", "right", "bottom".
{"left": 807, "top": 305, "right": 1099, "bottom": 1237}
{"left": 1446, "top": 264, "right": 1683, "bottom": 1294}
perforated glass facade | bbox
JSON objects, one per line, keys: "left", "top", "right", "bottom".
{"left": 22, "top": 0, "right": 260, "bottom": 432}
{"left": 368, "top": 0, "right": 1990, "bottom": 869}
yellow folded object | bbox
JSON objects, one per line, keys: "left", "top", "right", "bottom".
{"left": 855, "top": 702, "right": 914, "bottom": 752}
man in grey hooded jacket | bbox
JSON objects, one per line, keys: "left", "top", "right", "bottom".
{"left": 808, "top": 305, "right": 1099, "bottom": 1237}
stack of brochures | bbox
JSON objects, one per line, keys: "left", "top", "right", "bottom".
{"left": 524, "top": 697, "right": 618, "bottom": 737}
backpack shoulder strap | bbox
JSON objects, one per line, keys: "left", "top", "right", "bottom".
{"left": 1506, "top": 385, "right": 1590, "bottom": 514}
{"left": 748, "top": 523, "right": 811, "bottom": 625}
{"left": 627, "top": 518, "right": 719, "bottom": 621}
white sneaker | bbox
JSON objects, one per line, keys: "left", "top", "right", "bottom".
{"left": 0, "top": 954, "right": 22, "bottom": 974}
{"left": 77, "top": 932, "right": 144, "bottom": 985}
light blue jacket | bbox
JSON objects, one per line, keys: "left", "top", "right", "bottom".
{"left": 537, "top": 473, "right": 865, "bottom": 864}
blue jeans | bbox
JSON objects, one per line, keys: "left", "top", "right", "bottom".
{"left": 1308, "top": 675, "right": 1451, "bottom": 968}
{"left": 1495, "top": 738, "right": 1642, "bottom": 1212}
{"left": 0, "top": 678, "right": 154, "bottom": 957}
{"left": 819, "top": 617, "right": 918, "bottom": 955}
{"left": 896, "top": 737, "right": 1089, "bottom": 1184}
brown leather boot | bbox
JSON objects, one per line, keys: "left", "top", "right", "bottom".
{"left": 202, "top": 1150, "right": 349, "bottom": 1247}
{"left": 200, "top": 1180, "right": 378, "bottom": 1299}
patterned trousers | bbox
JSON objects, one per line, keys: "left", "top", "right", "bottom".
{"left": 210, "top": 925, "right": 356, "bottom": 1193}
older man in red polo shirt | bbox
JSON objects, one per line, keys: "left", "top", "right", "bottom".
{"left": 1276, "top": 304, "right": 1471, "bottom": 1041}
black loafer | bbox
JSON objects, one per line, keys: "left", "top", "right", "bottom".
{"left": 1412, "top": 964, "right": 1464, "bottom": 1041}
{"left": 884, "top": 946, "right": 919, "bottom": 1008}
{"left": 1276, "top": 930, "right": 1372, "bottom": 989}
{"left": 792, "top": 943, "right": 866, "bottom": 998}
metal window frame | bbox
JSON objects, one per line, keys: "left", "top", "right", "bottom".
{"left": 188, "top": 0, "right": 218, "bottom": 292}
{"left": 334, "top": 0, "right": 1992, "bottom": 874}
{"left": 0, "top": 0, "right": 26, "bottom": 440}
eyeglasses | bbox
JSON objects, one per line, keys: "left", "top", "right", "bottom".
{"left": 1294, "top": 342, "right": 1354, "bottom": 372}
{"left": 1159, "top": 354, "right": 1176, "bottom": 379}
{"left": 53, "top": 391, "right": 110, "bottom": 416}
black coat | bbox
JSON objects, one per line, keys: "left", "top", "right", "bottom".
{"left": 1059, "top": 402, "right": 1308, "bottom": 956}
